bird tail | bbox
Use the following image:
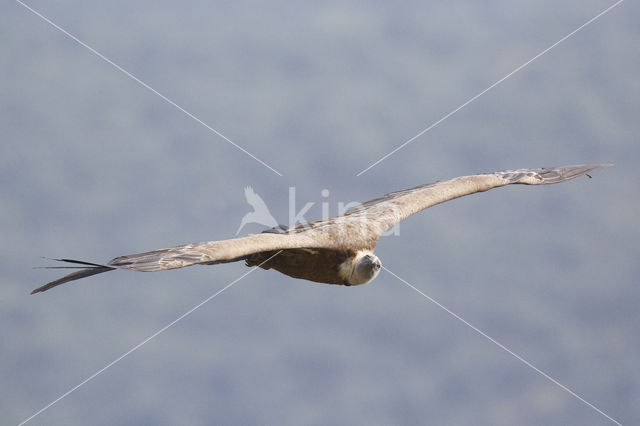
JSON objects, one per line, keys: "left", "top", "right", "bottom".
{"left": 31, "top": 258, "right": 115, "bottom": 294}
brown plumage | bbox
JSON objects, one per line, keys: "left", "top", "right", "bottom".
{"left": 32, "top": 164, "right": 609, "bottom": 294}
{"left": 245, "top": 248, "right": 356, "bottom": 285}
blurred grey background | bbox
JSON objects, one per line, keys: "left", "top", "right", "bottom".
{"left": 3, "top": 1, "right": 639, "bottom": 425}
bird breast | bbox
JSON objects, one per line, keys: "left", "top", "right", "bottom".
{"left": 246, "top": 248, "right": 358, "bottom": 285}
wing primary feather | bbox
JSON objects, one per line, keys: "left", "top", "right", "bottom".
{"left": 33, "top": 266, "right": 92, "bottom": 269}
{"left": 501, "top": 164, "right": 612, "bottom": 184}
{"left": 41, "top": 257, "right": 110, "bottom": 268}
{"left": 31, "top": 266, "right": 114, "bottom": 294}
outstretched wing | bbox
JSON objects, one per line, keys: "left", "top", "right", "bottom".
{"left": 343, "top": 164, "right": 610, "bottom": 236}
{"left": 32, "top": 232, "right": 332, "bottom": 294}
{"left": 107, "top": 232, "right": 325, "bottom": 271}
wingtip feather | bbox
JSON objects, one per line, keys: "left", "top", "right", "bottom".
{"left": 31, "top": 264, "right": 114, "bottom": 294}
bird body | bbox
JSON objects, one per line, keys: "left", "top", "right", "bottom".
{"left": 245, "top": 248, "right": 380, "bottom": 286}
{"left": 32, "top": 164, "right": 609, "bottom": 294}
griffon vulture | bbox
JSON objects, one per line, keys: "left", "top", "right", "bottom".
{"left": 32, "top": 164, "right": 608, "bottom": 294}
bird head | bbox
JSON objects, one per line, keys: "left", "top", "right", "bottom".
{"left": 348, "top": 252, "right": 381, "bottom": 285}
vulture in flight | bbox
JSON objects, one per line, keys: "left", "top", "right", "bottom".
{"left": 32, "top": 164, "right": 608, "bottom": 294}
